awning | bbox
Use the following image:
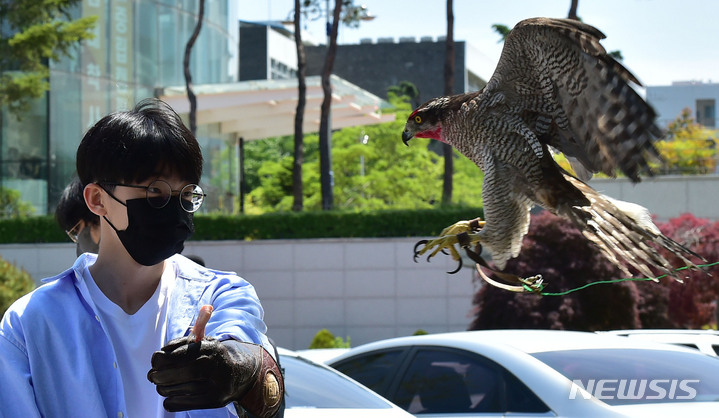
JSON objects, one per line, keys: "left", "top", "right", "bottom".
{"left": 157, "top": 75, "right": 396, "bottom": 140}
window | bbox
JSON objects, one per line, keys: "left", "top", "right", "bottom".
{"left": 332, "top": 349, "right": 404, "bottom": 393}
{"left": 391, "top": 348, "right": 547, "bottom": 414}
{"left": 534, "top": 348, "right": 719, "bottom": 405}
{"left": 696, "top": 99, "right": 716, "bottom": 127}
{"left": 280, "top": 355, "right": 392, "bottom": 409}
{"left": 333, "top": 346, "right": 549, "bottom": 415}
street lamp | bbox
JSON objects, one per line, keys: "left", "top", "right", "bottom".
{"left": 359, "top": 131, "right": 369, "bottom": 177}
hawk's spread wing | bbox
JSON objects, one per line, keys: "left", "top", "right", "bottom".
{"left": 484, "top": 17, "right": 663, "bottom": 182}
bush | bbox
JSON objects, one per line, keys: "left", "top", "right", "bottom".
{"left": 0, "top": 207, "right": 484, "bottom": 243}
{"left": 308, "top": 329, "right": 351, "bottom": 349}
{"left": 0, "top": 215, "right": 67, "bottom": 243}
{"left": 0, "top": 255, "right": 35, "bottom": 316}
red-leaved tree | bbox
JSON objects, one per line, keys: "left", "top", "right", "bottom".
{"left": 469, "top": 211, "right": 640, "bottom": 331}
{"left": 470, "top": 211, "right": 719, "bottom": 331}
{"left": 635, "top": 213, "right": 719, "bottom": 328}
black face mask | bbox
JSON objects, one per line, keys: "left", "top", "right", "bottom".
{"left": 103, "top": 196, "right": 194, "bottom": 266}
{"left": 76, "top": 225, "right": 99, "bottom": 257}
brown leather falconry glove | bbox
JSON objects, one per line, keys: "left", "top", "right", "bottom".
{"left": 147, "top": 338, "right": 283, "bottom": 417}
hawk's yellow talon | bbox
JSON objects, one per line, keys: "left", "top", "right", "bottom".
{"left": 416, "top": 220, "right": 483, "bottom": 262}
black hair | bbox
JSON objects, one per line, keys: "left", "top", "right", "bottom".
{"left": 184, "top": 254, "right": 206, "bottom": 266}
{"left": 55, "top": 177, "right": 99, "bottom": 231}
{"left": 76, "top": 98, "right": 203, "bottom": 186}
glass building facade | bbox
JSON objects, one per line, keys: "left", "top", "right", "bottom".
{"left": 0, "top": 0, "right": 239, "bottom": 215}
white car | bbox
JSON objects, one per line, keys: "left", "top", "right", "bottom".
{"left": 294, "top": 347, "right": 350, "bottom": 364}
{"left": 326, "top": 330, "right": 719, "bottom": 417}
{"left": 600, "top": 329, "right": 719, "bottom": 357}
{"left": 277, "top": 347, "right": 412, "bottom": 417}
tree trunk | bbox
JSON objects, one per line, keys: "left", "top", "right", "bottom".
{"left": 442, "top": 0, "right": 454, "bottom": 206}
{"left": 292, "top": 0, "right": 307, "bottom": 212}
{"left": 568, "top": 0, "right": 579, "bottom": 20}
{"left": 318, "top": 0, "right": 342, "bottom": 210}
{"left": 183, "top": 0, "right": 205, "bottom": 135}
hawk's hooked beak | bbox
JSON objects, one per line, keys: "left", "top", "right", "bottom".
{"left": 402, "top": 129, "right": 414, "bottom": 146}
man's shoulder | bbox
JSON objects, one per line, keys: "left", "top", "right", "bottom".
{"left": 1, "top": 269, "right": 80, "bottom": 341}
{"left": 172, "top": 254, "right": 245, "bottom": 283}
{"left": 14, "top": 267, "right": 75, "bottom": 308}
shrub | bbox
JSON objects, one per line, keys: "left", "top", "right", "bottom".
{"left": 308, "top": 328, "right": 351, "bottom": 349}
{"left": 0, "top": 255, "right": 35, "bottom": 316}
{"left": 0, "top": 207, "right": 484, "bottom": 243}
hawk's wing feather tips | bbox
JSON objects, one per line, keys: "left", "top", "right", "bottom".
{"left": 608, "top": 56, "right": 643, "bottom": 86}
{"left": 563, "top": 175, "right": 703, "bottom": 280}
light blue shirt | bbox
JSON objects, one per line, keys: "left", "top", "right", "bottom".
{"left": 0, "top": 253, "right": 272, "bottom": 418}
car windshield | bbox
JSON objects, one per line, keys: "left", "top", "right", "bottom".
{"left": 533, "top": 348, "right": 719, "bottom": 406}
{"left": 281, "top": 355, "right": 393, "bottom": 409}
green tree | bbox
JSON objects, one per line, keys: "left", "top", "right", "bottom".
{"left": 491, "top": 24, "right": 511, "bottom": 42}
{"left": 183, "top": 0, "right": 205, "bottom": 135}
{"left": 442, "top": 0, "right": 455, "bottom": 206}
{"left": 318, "top": 0, "right": 374, "bottom": 210}
{"left": 568, "top": 0, "right": 579, "bottom": 20}
{"left": 387, "top": 81, "right": 420, "bottom": 108}
{"left": 242, "top": 106, "right": 484, "bottom": 213}
{"left": 0, "top": 0, "right": 96, "bottom": 115}
{"left": 656, "top": 108, "right": 718, "bottom": 174}
{"left": 0, "top": 255, "right": 35, "bottom": 316}
{"left": 292, "top": 0, "right": 309, "bottom": 211}
{"left": 0, "top": 187, "right": 35, "bottom": 218}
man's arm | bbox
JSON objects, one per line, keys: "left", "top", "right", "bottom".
{"left": 0, "top": 334, "right": 42, "bottom": 418}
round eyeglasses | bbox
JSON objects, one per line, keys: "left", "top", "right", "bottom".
{"left": 66, "top": 220, "right": 84, "bottom": 243}
{"left": 102, "top": 180, "right": 206, "bottom": 212}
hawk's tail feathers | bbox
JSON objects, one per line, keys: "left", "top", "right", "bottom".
{"left": 564, "top": 175, "right": 704, "bottom": 281}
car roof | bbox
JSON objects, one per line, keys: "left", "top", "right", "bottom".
{"left": 602, "top": 329, "right": 719, "bottom": 335}
{"left": 294, "top": 348, "right": 350, "bottom": 364}
{"left": 598, "top": 329, "right": 719, "bottom": 356}
{"left": 329, "top": 329, "right": 699, "bottom": 361}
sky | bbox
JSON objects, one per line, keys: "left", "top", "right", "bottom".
{"left": 236, "top": 0, "right": 719, "bottom": 87}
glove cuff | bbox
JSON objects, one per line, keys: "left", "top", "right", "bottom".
{"left": 236, "top": 345, "right": 284, "bottom": 418}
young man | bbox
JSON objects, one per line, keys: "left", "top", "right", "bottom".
{"left": 56, "top": 176, "right": 101, "bottom": 255}
{"left": 0, "top": 99, "right": 283, "bottom": 417}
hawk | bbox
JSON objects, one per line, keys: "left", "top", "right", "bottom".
{"left": 402, "top": 18, "right": 702, "bottom": 289}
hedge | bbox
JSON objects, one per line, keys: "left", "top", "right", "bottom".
{"left": 0, "top": 207, "right": 484, "bottom": 244}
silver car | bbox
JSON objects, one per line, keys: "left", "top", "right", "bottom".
{"left": 278, "top": 347, "right": 413, "bottom": 417}
{"left": 326, "top": 330, "right": 719, "bottom": 417}
{"left": 600, "top": 329, "right": 719, "bottom": 357}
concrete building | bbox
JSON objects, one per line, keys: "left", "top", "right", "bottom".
{"left": 237, "top": 21, "right": 494, "bottom": 105}
{"left": 239, "top": 21, "right": 299, "bottom": 81}
{"left": 305, "top": 36, "right": 495, "bottom": 105}
{"left": 647, "top": 81, "right": 719, "bottom": 128}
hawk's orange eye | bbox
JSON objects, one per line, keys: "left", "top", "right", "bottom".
{"left": 414, "top": 115, "right": 422, "bottom": 124}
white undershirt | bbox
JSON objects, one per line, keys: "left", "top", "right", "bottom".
{"left": 84, "top": 263, "right": 176, "bottom": 418}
